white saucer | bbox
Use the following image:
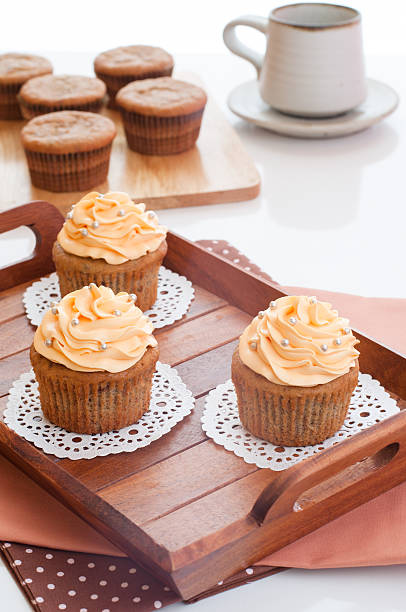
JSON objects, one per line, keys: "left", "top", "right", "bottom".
{"left": 227, "top": 78, "right": 399, "bottom": 139}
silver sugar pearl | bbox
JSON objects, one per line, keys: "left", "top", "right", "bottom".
{"left": 66, "top": 211, "right": 73, "bottom": 219}
{"left": 310, "top": 297, "right": 317, "bottom": 304}
{"left": 249, "top": 340, "right": 258, "bottom": 350}
{"left": 80, "top": 228, "right": 88, "bottom": 237}
{"left": 51, "top": 307, "right": 58, "bottom": 315}
{"left": 289, "top": 316, "right": 297, "bottom": 325}
{"left": 44, "top": 338, "right": 52, "bottom": 347}
{"left": 334, "top": 338, "right": 342, "bottom": 346}
{"left": 148, "top": 211, "right": 156, "bottom": 219}
{"left": 113, "top": 309, "right": 122, "bottom": 317}
{"left": 281, "top": 338, "right": 289, "bottom": 347}
{"left": 100, "top": 342, "right": 107, "bottom": 351}
{"left": 92, "top": 220, "right": 99, "bottom": 229}
{"left": 71, "top": 318, "right": 79, "bottom": 326}
{"left": 270, "top": 301, "right": 277, "bottom": 309}
{"left": 257, "top": 311, "right": 264, "bottom": 319}
{"left": 321, "top": 343, "right": 328, "bottom": 352}
{"left": 129, "top": 293, "right": 137, "bottom": 302}
{"left": 344, "top": 327, "right": 351, "bottom": 335}
{"left": 89, "top": 282, "right": 97, "bottom": 289}
{"left": 117, "top": 209, "right": 125, "bottom": 217}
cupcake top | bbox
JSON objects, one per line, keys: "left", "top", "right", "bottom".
{"left": 239, "top": 295, "right": 359, "bottom": 387}
{"left": 94, "top": 45, "right": 173, "bottom": 77}
{"left": 57, "top": 191, "right": 167, "bottom": 264}
{"left": 116, "top": 77, "right": 207, "bottom": 117}
{"left": 33, "top": 284, "right": 157, "bottom": 373}
{"left": 19, "top": 74, "right": 106, "bottom": 106}
{"left": 0, "top": 53, "right": 52, "bottom": 84}
{"left": 21, "top": 110, "right": 116, "bottom": 153}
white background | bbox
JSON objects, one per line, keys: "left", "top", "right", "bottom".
{"left": 1, "top": 0, "right": 406, "bottom": 56}
{"left": 1, "top": 1, "right": 406, "bottom": 610}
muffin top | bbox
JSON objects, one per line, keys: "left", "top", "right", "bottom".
{"left": 19, "top": 74, "right": 106, "bottom": 106}
{"left": 21, "top": 110, "right": 116, "bottom": 153}
{"left": 116, "top": 77, "right": 207, "bottom": 117}
{"left": 94, "top": 45, "right": 173, "bottom": 77}
{"left": 33, "top": 284, "right": 157, "bottom": 373}
{"left": 57, "top": 191, "right": 167, "bottom": 264}
{"left": 0, "top": 53, "right": 52, "bottom": 84}
{"left": 239, "top": 295, "right": 359, "bottom": 387}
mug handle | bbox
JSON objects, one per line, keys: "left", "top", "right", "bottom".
{"left": 223, "top": 15, "right": 268, "bottom": 77}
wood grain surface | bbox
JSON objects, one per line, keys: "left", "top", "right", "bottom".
{"left": 0, "top": 202, "right": 406, "bottom": 601}
{"left": 0, "top": 73, "right": 260, "bottom": 214}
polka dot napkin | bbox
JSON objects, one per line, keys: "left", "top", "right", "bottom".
{"left": 0, "top": 542, "right": 178, "bottom": 611}
{"left": 0, "top": 542, "right": 281, "bottom": 610}
{"left": 197, "top": 239, "right": 274, "bottom": 283}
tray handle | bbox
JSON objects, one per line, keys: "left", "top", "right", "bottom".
{"left": 250, "top": 410, "right": 406, "bottom": 525}
{"left": 0, "top": 201, "right": 64, "bottom": 291}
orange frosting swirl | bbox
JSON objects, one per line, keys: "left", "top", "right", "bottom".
{"left": 239, "top": 295, "right": 359, "bottom": 387}
{"left": 57, "top": 191, "right": 167, "bottom": 264}
{"left": 33, "top": 284, "right": 157, "bottom": 373}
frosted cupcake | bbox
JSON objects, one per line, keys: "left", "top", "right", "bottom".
{"left": 232, "top": 296, "right": 360, "bottom": 446}
{"left": 53, "top": 191, "right": 167, "bottom": 310}
{"left": 30, "top": 284, "right": 159, "bottom": 434}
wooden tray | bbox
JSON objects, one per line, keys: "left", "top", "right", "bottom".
{"left": 0, "top": 73, "right": 260, "bottom": 215}
{"left": 0, "top": 202, "right": 406, "bottom": 601}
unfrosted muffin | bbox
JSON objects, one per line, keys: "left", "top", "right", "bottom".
{"left": 116, "top": 77, "right": 207, "bottom": 155}
{"left": 0, "top": 52, "right": 52, "bottom": 119}
{"left": 94, "top": 45, "right": 174, "bottom": 108}
{"left": 54, "top": 191, "right": 167, "bottom": 309}
{"left": 21, "top": 110, "right": 116, "bottom": 192}
{"left": 30, "top": 284, "right": 159, "bottom": 434}
{"left": 18, "top": 74, "right": 106, "bottom": 119}
{"left": 232, "top": 296, "right": 360, "bottom": 446}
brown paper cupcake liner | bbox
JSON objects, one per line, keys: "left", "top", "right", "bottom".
{"left": 53, "top": 239, "right": 168, "bottom": 311}
{"left": 18, "top": 95, "right": 107, "bottom": 119}
{"left": 232, "top": 349, "right": 359, "bottom": 447}
{"left": 95, "top": 67, "right": 173, "bottom": 108}
{"left": 0, "top": 102, "right": 22, "bottom": 120}
{"left": 23, "top": 143, "right": 113, "bottom": 192}
{"left": 119, "top": 108, "right": 205, "bottom": 155}
{"left": 0, "top": 82, "right": 23, "bottom": 119}
{"left": 30, "top": 345, "right": 159, "bottom": 434}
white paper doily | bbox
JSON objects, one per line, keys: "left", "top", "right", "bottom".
{"left": 5, "top": 362, "right": 194, "bottom": 460}
{"left": 202, "top": 374, "right": 399, "bottom": 471}
{"left": 23, "top": 267, "right": 194, "bottom": 328}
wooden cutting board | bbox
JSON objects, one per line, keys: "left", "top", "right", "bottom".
{"left": 0, "top": 73, "right": 260, "bottom": 214}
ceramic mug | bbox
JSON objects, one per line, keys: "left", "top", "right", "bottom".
{"left": 223, "top": 3, "right": 367, "bottom": 117}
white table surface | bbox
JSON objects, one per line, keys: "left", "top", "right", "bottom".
{"left": 1, "top": 48, "right": 406, "bottom": 610}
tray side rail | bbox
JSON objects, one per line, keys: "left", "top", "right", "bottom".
{"left": 250, "top": 408, "right": 406, "bottom": 525}
{"left": 0, "top": 201, "right": 64, "bottom": 290}
{"left": 166, "top": 410, "right": 406, "bottom": 599}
